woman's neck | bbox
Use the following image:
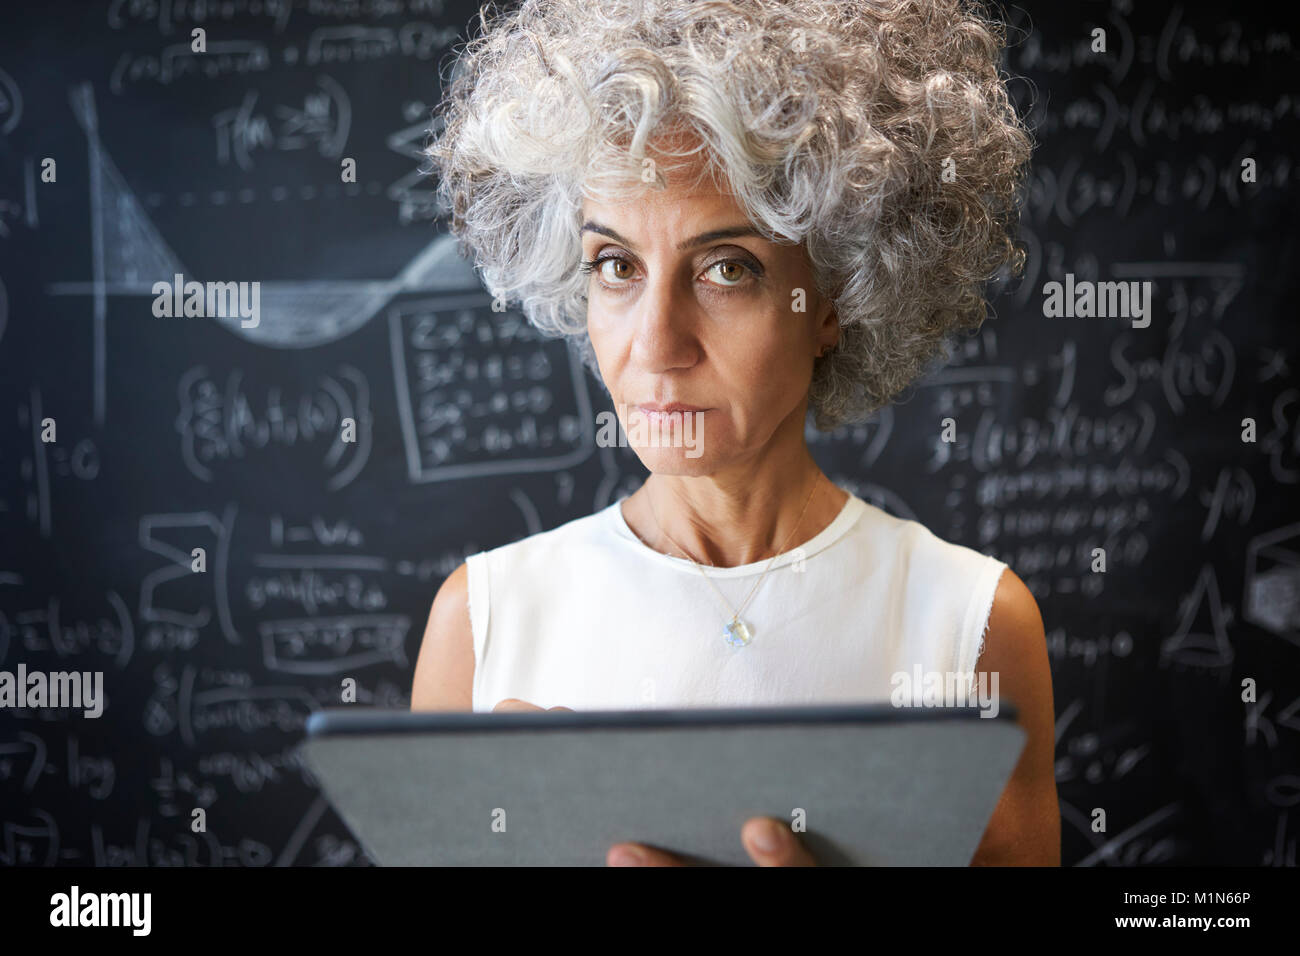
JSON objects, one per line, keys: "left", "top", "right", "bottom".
{"left": 626, "top": 452, "right": 849, "bottom": 568}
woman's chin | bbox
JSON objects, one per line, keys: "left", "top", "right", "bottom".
{"left": 629, "top": 445, "right": 717, "bottom": 476}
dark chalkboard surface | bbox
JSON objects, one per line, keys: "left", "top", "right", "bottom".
{"left": 0, "top": 0, "right": 1297, "bottom": 867}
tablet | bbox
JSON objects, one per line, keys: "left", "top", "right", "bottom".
{"left": 302, "top": 703, "right": 1024, "bottom": 866}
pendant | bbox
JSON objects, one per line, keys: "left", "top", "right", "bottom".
{"left": 723, "top": 617, "right": 753, "bottom": 647}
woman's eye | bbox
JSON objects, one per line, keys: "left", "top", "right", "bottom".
{"left": 705, "top": 260, "right": 751, "bottom": 287}
{"left": 601, "top": 257, "right": 635, "bottom": 282}
{"left": 578, "top": 256, "right": 636, "bottom": 285}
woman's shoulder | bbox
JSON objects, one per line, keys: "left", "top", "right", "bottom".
{"left": 852, "top": 496, "right": 1006, "bottom": 577}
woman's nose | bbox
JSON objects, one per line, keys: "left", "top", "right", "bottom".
{"left": 628, "top": 269, "right": 701, "bottom": 372}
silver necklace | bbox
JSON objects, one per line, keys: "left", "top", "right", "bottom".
{"left": 641, "top": 474, "right": 822, "bottom": 647}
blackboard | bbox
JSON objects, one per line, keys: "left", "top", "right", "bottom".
{"left": 0, "top": 0, "right": 1297, "bottom": 867}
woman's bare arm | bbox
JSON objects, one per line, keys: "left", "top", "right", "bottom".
{"left": 968, "top": 568, "right": 1061, "bottom": 865}
{"left": 410, "top": 562, "right": 476, "bottom": 711}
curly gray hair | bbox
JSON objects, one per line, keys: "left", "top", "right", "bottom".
{"left": 426, "top": 0, "right": 1033, "bottom": 429}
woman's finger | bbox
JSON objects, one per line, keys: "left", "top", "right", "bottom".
{"left": 492, "top": 699, "right": 572, "bottom": 712}
{"left": 740, "top": 817, "right": 816, "bottom": 867}
{"left": 492, "top": 698, "right": 544, "bottom": 711}
{"left": 606, "top": 842, "right": 687, "bottom": 866}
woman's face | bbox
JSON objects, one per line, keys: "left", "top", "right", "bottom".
{"left": 582, "top": 156, "right": 838, "bottom": 477}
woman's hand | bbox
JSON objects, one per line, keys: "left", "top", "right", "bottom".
{"left": 607, "top": 818, "right": 816, "bottom": 867}
{"left": 491, "top": 699, "right": 816, "bottom": 865}
{"left": 492, "top": 698, "right": 573, "bottom": 713}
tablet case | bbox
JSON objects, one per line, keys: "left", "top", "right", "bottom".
{"left": 302, "top": 704, "right": 1025, "bottom": 866}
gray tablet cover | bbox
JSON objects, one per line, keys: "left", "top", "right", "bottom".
{"left": 302, "top": 704, "right": 1025, "bottom": 866}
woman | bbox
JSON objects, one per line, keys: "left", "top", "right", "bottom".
{"left": 412, "top": 0, "right": 1058, "bottom": 865}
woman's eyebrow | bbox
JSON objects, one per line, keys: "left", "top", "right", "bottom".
{"left": 580, "top": 221, "right": 764, "bottom": 252}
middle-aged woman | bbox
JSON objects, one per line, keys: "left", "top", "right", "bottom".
{"left": 412, "top": 0, "right": 1058, "bottom": 865}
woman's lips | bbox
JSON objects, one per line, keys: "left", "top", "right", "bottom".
{"left": 635, "top": 404, "right": 709, "bottom": 425}
{"left": 637, "top": 403, "right": 707, "bottom": 413}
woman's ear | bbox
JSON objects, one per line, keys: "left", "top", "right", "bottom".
{"left": 815, "top": 297, "right": 839, "bottom": 358}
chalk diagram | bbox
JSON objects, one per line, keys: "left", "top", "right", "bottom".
{"left": 388, "top": 295, "right": 597, "bottom": 483}
{"left": 139, "top": 506, "right": 239, "bottom": 645}
{"left": 0, "top": 63, "right": 22, "bottom": 352}
{"left": 48, "top": 83, "right": 477, "bottom": 422}
{"left": 174, "top": 363, "right": 372, "bottom": 492}
{"left": 1244, "top": 522, "right": 1300, "bottom": 648}
{"left": 0, "top": 65, "right": 20, "bottom": 134}
{"left": 1160, "top": 564, "right": 1234, "bottom": 669}
{"left": 139, "top": 506, "right": 418, "bottom": 678}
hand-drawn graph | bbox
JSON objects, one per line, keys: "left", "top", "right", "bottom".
{"left": 48, "top": 83, "right": 478, "bottom": 426}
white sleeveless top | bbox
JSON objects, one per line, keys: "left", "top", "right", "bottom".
{"left": 465, "top": 489, "right": 1008, "bottom": 712}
